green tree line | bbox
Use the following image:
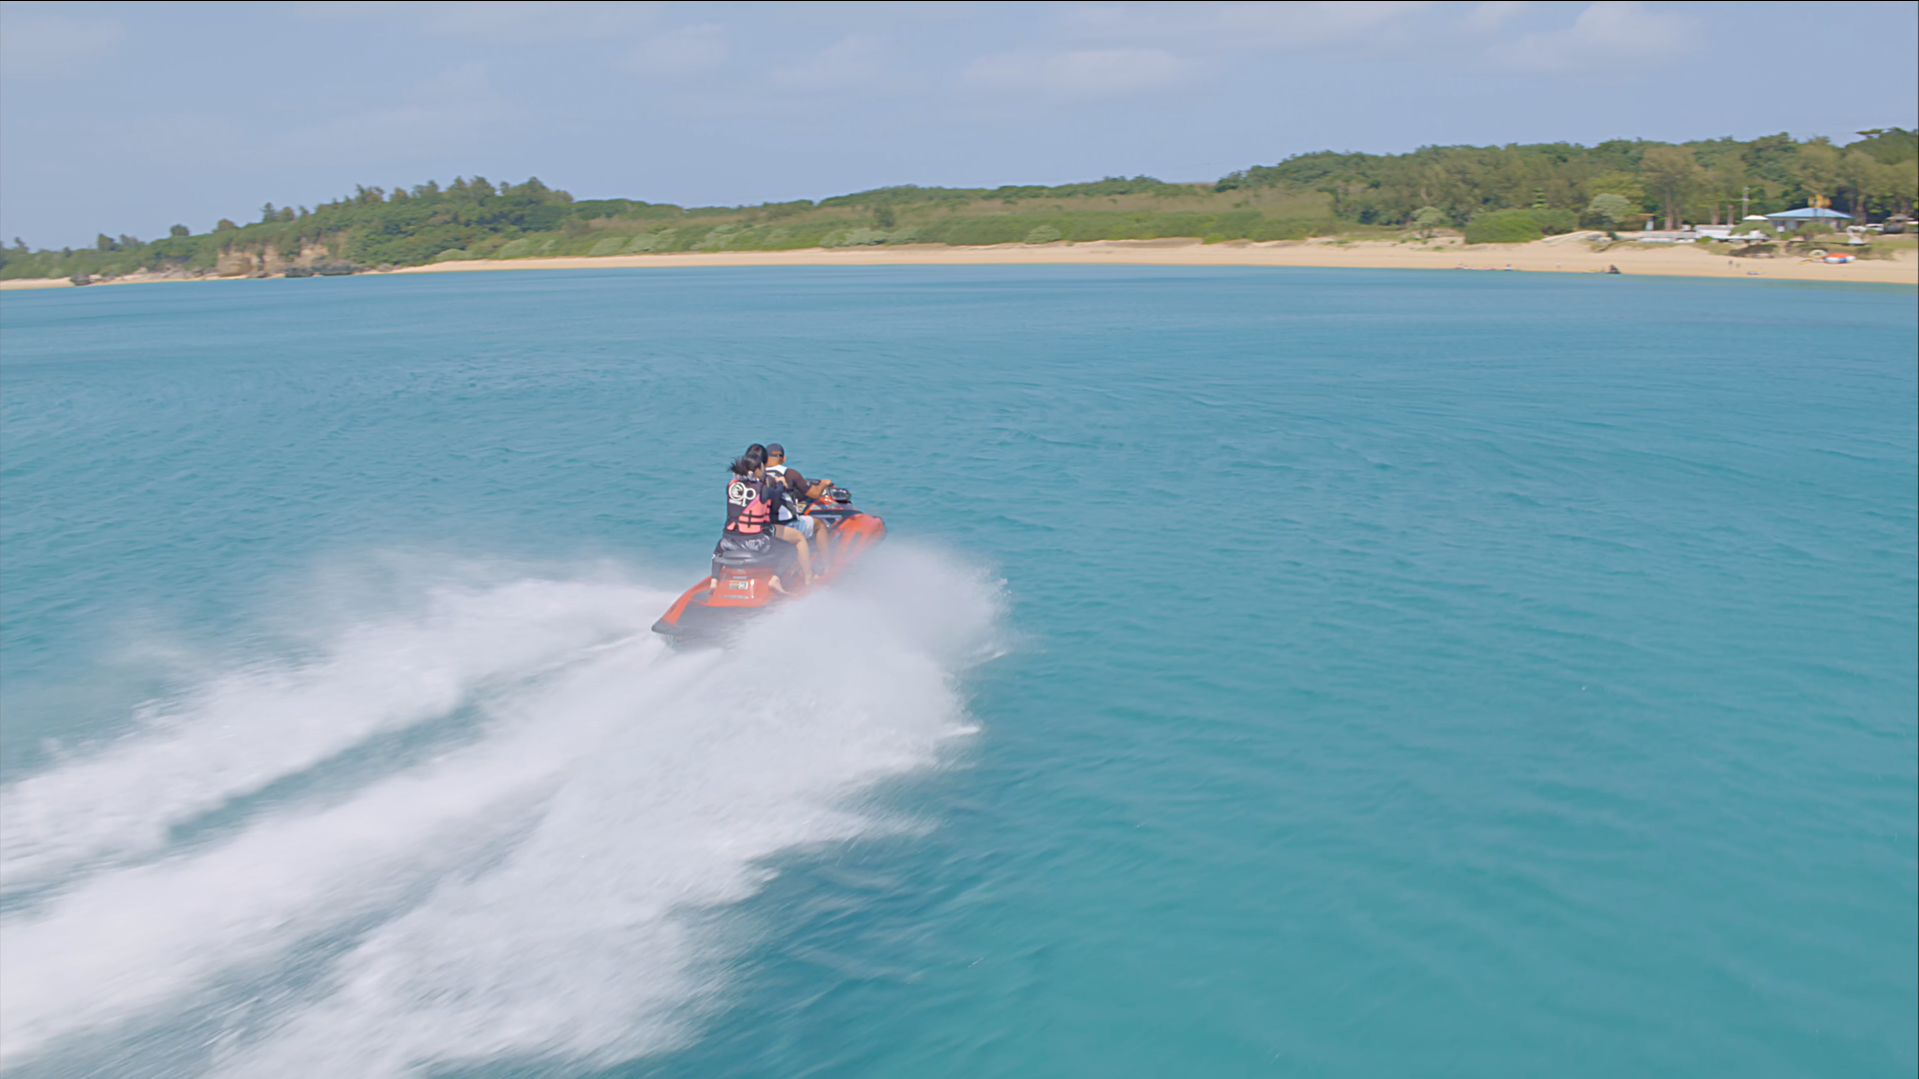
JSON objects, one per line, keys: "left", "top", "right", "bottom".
{"left": 1219, "top": 129, "right": 1917, "bottom": 239}
{"left": 4, "top": 129, "right": 1912, "bottom": 280}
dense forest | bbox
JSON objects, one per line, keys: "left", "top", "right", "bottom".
{"left": 5, "top": 129, "right": 1914, "bottom": 280}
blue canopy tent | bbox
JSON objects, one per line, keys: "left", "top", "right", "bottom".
{"left": 1762, "top": 206, "right": 1854, "bottom": 230}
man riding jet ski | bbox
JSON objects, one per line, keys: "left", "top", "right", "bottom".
{"left": 762, "top": 442, "right": 833, "bottom": 562}
{"left": 651, "top": 446, "right": 885, "bottom": 642}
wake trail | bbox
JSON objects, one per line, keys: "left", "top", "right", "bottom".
{"left": 0, "top": 579, "right": 654, "bottom": 892}
{"left": 0, "top": 546, "right": 1002, "bottom": 1078}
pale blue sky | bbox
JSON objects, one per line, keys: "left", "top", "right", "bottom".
{"left": 2, "top": 1, "right": 1914, "bottom": 248}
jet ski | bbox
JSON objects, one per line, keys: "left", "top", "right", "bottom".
{"left": 652, "top": 486, "right": 885, "bottom": 642}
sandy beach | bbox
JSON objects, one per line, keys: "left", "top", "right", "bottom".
{"left": 6, "top": 235, "right": 1914, "bottom": 289}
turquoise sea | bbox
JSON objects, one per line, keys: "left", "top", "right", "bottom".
{"left": 0, "top": 267, "right": 1913, "bottom": 1078}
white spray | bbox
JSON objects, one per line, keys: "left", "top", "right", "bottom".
{"left": 0, "top": 545, "right": 1002, "bottom": 1078}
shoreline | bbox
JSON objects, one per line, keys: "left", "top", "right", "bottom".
{"left": 6, "top": 236, "right": 1914, "bottom": 289}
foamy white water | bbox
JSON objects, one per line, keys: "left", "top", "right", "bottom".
{"left": 1, "top": 577, "right": 650, "bottom": 891}
{"left": 0, "top": 547, "right": 1001, "bottom": 1077}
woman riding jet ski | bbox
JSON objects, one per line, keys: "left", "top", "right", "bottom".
{"left": 651, "top": 448, "right": 885, "bottom": 642}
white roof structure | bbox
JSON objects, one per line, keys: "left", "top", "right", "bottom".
{"left": 1764, "top": 206, "right": 1853, "bottom": 221}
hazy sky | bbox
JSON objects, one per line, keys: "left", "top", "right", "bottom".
{"left": 2, "top": 1, "right": 1914, "bottom": 248}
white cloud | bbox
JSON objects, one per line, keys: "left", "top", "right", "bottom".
{"left": 286, "top": 62, "right": 512, "bottom": 158}
{"left": 128, "top": 113, "right": 246, "bottom": 164}
{"left": 1498, "top": 1, "right": 1695, "bottom": 70}
{"left": 627, "top": 24, "right": 730, "bottom": 77}
{"left": 1464, "top": 1, "right": 1529, "bottom": 34}
{"left": 773, "top": 35, "right": 884, "bottom": 90}
{"left": 1064, "top": 1, "right": 1432, "bottom": 53}
{"left": 963, "top": 47, "right": 1189, "bottom": 99}
{"left": 423, "top": 1, "right": 658, "bottom": 44}
{"left": 288, "top": 1, "right": 414, "bottom": 15}
{"left": 1215, "top": 1, "right": 1433, "bottom": 48}
{"left": 308, "top": 103, "right": 488, "bottom": 153}
{"left": 0, "top": 15, "right": 123, "bottom": 78}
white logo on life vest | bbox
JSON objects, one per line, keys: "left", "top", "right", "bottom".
{"left": 728, "top": 480, "right": 753, "bottom": 506}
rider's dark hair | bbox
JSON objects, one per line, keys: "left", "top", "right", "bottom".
{"left": 730, "top": 443, "right": 767, "bottom": 475}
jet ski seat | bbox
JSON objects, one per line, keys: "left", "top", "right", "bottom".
{"left": 712, "top": 532, "right": 781, "bottom": 572}
{"left": 713, "top": 547, "right": 774, "bottom": 568}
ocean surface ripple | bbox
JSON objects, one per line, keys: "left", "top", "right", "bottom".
{"left": 0, "top": 267, "right": 1912, "bottom": 1078}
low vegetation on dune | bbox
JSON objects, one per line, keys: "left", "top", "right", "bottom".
{"left": 6, "top": 130, "right": 1914, "bottom": 280}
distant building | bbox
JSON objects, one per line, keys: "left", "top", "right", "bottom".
{"left": 1693, "top": 225, "right": 1770, "bottom": 242}
{"left": 1762, "top": 207, "right": 1853, "bottom": 231}
{"left": 1633, "top": 225, "right": 1768, "bottom": 244}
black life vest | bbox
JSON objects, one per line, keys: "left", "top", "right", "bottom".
{"left": 724, "top": 474, "right": 774, "bottom": 534}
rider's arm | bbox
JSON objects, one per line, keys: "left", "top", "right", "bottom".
{"left": 793, "top": 470, "right": 831, "bottom": 498}
{"left": 783, "top": 467, "right": 833, "bottom": 504}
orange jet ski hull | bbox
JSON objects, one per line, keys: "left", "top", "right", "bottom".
{"left": 652, "top": 494, "right": 885, "bottom": 642}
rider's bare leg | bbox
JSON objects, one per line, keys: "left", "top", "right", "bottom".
{"left": 773, "top": 524, "right": 813, "bottom": 585}
{"left": 810, "top": 519, "right": 830, "bottom": 574}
